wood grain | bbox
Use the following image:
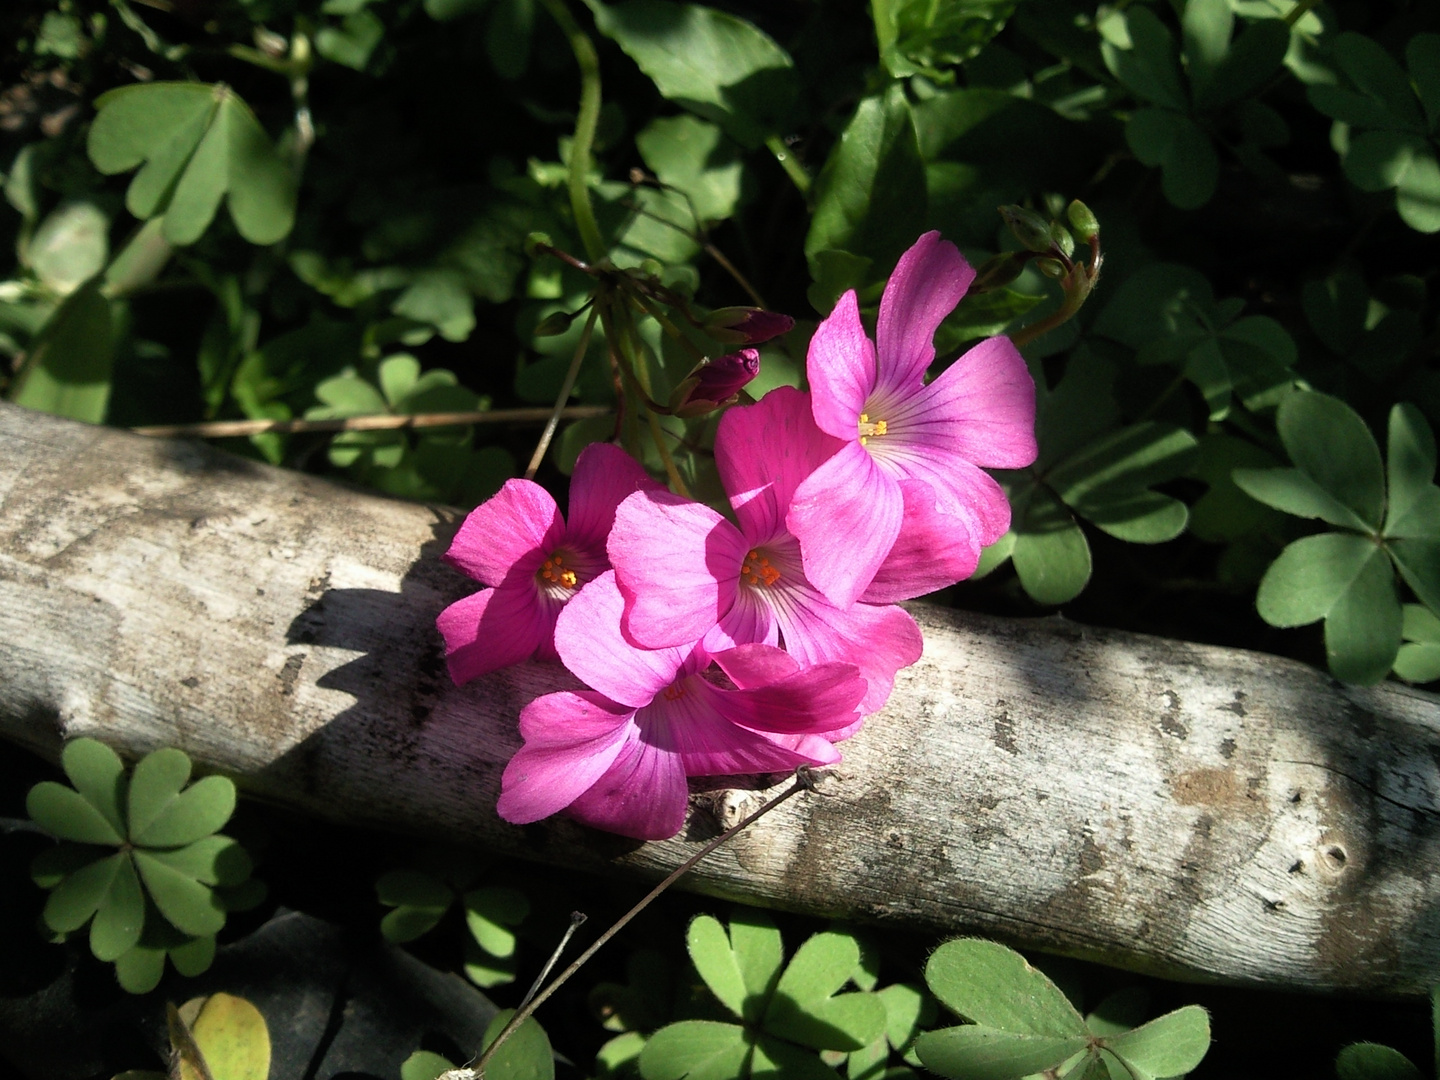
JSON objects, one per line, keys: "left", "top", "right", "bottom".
{"left": 2, "top": 401, "right": 1437, "bottom": 994}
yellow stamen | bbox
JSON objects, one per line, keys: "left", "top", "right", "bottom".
{"left": 857, "top": 412, "right": 887, "bottom": 445}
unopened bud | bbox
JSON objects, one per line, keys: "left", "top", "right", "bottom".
{"left": 668, "top": 349, "right": 761, "bottom": 417}
{"left": 524, "top": 232, "right": 553, "bottom": 258}
{"left": 1049, "top": 222, "right": 1075, "bottom": 260}
{"left": 1000, "top": 205, "right": 1055, "bottom": 254}
{"left": 638, "top": 258, "right": 664, "bottom": 281}
{"left": 1035, "top": 257, "right": 1066, "bottom": 278}
{"left": 534, "top": 309, "right": 576, "bottom": 337}
{"left": 1067, "top": 199, "right": 1100, "bottom": 242}
{"left": 702, "top": 306, "right": 795, "bottom": 345}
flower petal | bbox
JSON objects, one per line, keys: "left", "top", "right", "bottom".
{"left": 565, "top": 442, "right": 664, "bottom": 551}
{"left": 555, "top": 571, "right": 690, "bottom": 708}
{"left": 788, "top": 441, "right": 904, "bottom": 609}
{"left": 703, "top": 586, "right": 779, "bottom": 652}
{"left": 436, "top": 585, "right": 548, "bottom": 684}
{"left": 875, "top": 445, "right": 1014, "bottom": 546}
{"left": 875, "top": 231, "right": 976, "bottom": 392}
{"left": 767, "top": 582, "right": 922, "bottom": 715}
{"left": 718, "top": 386, "right": 845, "bottom": 543}
{"left": 711, "top": 653, "right": 869, "bottom": 732}
{"left": 609, "top": 490, "right": 746, "bottom": 649}
{"left": 861, "top": 479, "right": 981, "bottom": 603}
{"left": 497, "top": 691, "right": 634, "bottom": 824}
{"left": 894, "top": 335, "right": 1037, "bottom": 468}
{"left": 564, "top": 730, "right": 689, "bottom": 840}
{"left": 807, "top": 290, "right": 876, "bottom": 440}
{"left": 662, "top": 682, "right": 839, "bottom": 776}
{"left": 710, "top": 643, "right": 800, "bottom": 688}
{"left": 445, "top": 479, "right": 563, "bottom": 586}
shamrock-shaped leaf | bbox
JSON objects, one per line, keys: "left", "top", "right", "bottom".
{"left": 377, "top": 868, "right": 456, "bottom": 943}
{"left": 915, "top": 938, "right": 1211, "bottom": 1080}
{"left": 87, "top": 81, "right": 297, "bottom": 246}
{"left": 27, "top": 739, "right": 252, "bottom": 991}
{"left": 463, "top": 885, "right": 529, "bottom": 987}
{"left": 984, "top": 352, "right": 1199, "bottom": 605}
{"left": 481, "top": 1008, "right": 555, "bottom": 1080}
{"left": 1236, "top": 395, "right": 1440, "bottom": 683}
{"left": 1395, "top": 605, "right": 1440, "bottom": 684}
{"left": 642, "top": 912, "right": 883, "bottom": 1080}
{"left": 1308, "top": 33, "right": 1440, "bottom": 233}
{"left": 873, "top": 0, "right": 1018, "bottom": 82}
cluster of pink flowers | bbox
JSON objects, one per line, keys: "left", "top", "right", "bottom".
{"left": 438, "top": 233, "right": 1037, "bottom": 840}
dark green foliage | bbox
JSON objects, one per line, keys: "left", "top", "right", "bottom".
{"left": 26, "top": 739, "right": 259, "bottom": 992}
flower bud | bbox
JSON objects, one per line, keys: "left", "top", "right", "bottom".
{"left": 1049, "top": 221, "right": 1075, "bottom": 260}
{"left": 1067, "top": 199, "right": 1100, "bottom": 241}
{"left": 702, "top": 306, "right": 795, "bottom": 345}
{"left": 533, "top": 309, "right": 576, "bottom": 337}
{"left": 524, "top": 232, "right": 553, "bottom": 258}
{"left": 668, "top": 349, "right": 761, "bottom": 417}
{"left": 999, "top": 205, "right": 1055, "bottom": 254}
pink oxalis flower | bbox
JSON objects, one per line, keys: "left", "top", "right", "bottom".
{"left": 437, "top": 442, "right": 662, "bottom": 682}
{"left": 607, "top": 386, "right": 924, "bottom": 716}
{"left": 788, "top": 231, "right": 1039, "bottom": 608}
{"left": 497, "top": 572, "right": 866, "bottom": 839}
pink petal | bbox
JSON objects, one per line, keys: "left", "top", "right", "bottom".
{"left": 565, "top": 731, "right": 689, "bottom": 840}
{"left": 787, "top": 441, "right": 904, "bottom": 609}
{"left": 496, "top": 691, "right": 634, "bottom": 824}
{"left": 554, "top": 571, "right": 690, "bottom": 708}
{"left": 807, "top": 290, "right": 876, "bottom": 440}
{"left": 703, "top": 587, "right": 779, "bottom": 652}
{"left": 874, "top": 446, "right": 1014, "bottom": 546}
{"left": 712, "top": 655, "right": 870, "bottom": 732}
{"left": 565, "top": 442, "right": 664, "bottom": 550}
{"left": 436, "top": 585, "right": 548, "bottom": 684}
{"left": 892, "top": 335, "right": 1037, "bottom": 468}
{"left": 876, "top": 231, "right": 976, "bottom": 392}
{"left": 766, "top": 583, "right": 922, "bottom": 715}
{"left": 445, "top": 479, "right": 563, "bottom": 586}
{"left": 711, "top": 643, "right": 800, "bottom": 688}
{"left": 861, "top": 480, "right": 982, "bottom": 603}
{"left": 609, "top": 490, "right": 746, "bottom": 649}
{"left": 717, "top": 386, "right": 845, "bottom": 543}
{"left": 659, "top": 682, "right": 838, "bottom": 777}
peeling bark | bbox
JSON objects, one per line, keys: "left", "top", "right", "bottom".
{"left": 2, "top": 402, "right": 1438, "bottom": 995}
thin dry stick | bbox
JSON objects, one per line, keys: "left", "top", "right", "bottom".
{"left": 525, "top": 305, "right": 601, "bottom": 480}
{"left": 461, "top": 770, "right": 823, "bottom": 1079}
{"left": 131, "top": 407, "right": 611, "bottom": 439}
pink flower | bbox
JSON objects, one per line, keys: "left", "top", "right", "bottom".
{"left": 788, "top": 231, "right": 1038, "bottom": 608}
{"left": 496, "top": 572, "right": 866, "bottom": 839}
{"left": 607, "top": 386, "right": 925, "bottom": 716}
{"left": 437, "top": 443, "right": 662, "bottom": 683}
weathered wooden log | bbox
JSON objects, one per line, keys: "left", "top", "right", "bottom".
{"left": 2, "top": 401, "right": 1437, "bottom": 995}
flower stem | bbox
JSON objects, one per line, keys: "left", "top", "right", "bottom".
{"left": 525, "top": 305, "right": 601, "bottom": 479}
{"left": 537, "top": 0, "right": 607, "bottom": 263}
{"left": 765, "top": 133, "right": 810, "bottom": 199}
{"left": 466, "top": 770, "right": 824, "bottom": 1079}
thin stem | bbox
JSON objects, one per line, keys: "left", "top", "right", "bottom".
{"left": 611, "top": 300, "right": 690, "bottom": 496}
{"left": 469, "top": 771, "right": 821, "bottom": 1078}
{"left": 525, "top": 305, "right": 601, "bottom": 479}
{"left": 632, "top": 294, "right": 708, "bottom": 365}
{"left": 765, "top": 134, "right": 811, "bottom": 199}
{"left": 518, "top": 912, "right": 587, "bottom": 1012}
{"left": 537, "top": 0, "right": 607, "bottom": 263}
{"left": 702, "top": 241, "right": 767, "bottom": 308}
{"left": 131, "top": 406, "right": 610, "bottom": 439}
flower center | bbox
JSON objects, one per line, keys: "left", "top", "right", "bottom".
{"left": 741, "top": 549, "right": 781, "bottom": 588}
{"left": 662, "top": 682, "right": 688, "bottom": 701}
{"left": 536, "top": 550, "right": 586, "bottom": 601}
{"left": 858, "top": 412, "right": 888, "bottom": 445}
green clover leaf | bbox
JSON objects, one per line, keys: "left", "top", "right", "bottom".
{"left": 642, "top": 912, "right": 885, "bottom": 1080}
{"left": 26, "top": 739, "right": 252, "bottom": 991}
{"left": 1235, "top": 394, "right": 1440, "bottom": 683}
{"left": 914, "top": 938, "right": 1210, "bottom": 1080}
{"left": 87, "top": 81, "right": 297, "bottom": 246}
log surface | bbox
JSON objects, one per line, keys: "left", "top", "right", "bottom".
{"left": 2, "top": 401, "right": 1438, "bottom": 995}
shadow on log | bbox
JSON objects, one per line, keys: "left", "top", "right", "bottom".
{"left": 2, "top": 402, "right": 1437, "bottom": 995}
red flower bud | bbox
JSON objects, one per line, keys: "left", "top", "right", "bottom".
{"left": 702, "top": 307, "right": 795, "bottom": 345}
{"left": 669, "top": 349, "right": 761, "bottom": 417}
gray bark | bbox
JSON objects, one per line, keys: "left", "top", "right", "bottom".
{"left": 2, "top": 401, "right": 1437, "bottom": 995}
